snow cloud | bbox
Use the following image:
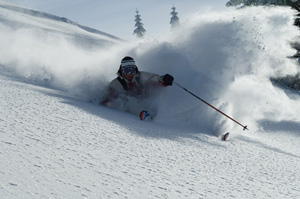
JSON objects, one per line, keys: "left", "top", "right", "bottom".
{"left": 1, "top": 5, "right": 299, "bottom": 135}
{"left": 134, "top": 6, "right": 300, "bottom": 134}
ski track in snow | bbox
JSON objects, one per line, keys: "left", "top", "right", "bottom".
{"left": 1, "top": 73, "right": 300, "bottom": 198}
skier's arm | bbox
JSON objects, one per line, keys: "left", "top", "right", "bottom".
{"left": 100, "top": 87, "right": 119, "bottom": 106}
{"left": 142, "top": 72, "right": 174, "bottom": 87}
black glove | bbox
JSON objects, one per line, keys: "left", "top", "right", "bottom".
{"left": 162, "top": 74, "right": 174, "bottom": 86}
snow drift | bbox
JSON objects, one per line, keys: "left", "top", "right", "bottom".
{"left": 0, "top": 2, "right": 299, "bottom": 136}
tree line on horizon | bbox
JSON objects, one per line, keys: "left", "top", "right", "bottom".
{"left": 134, "top": 1, "right": 300, "bottom": 38}
{"left": 133, "top": 5, "right": 180, "bottom": 39}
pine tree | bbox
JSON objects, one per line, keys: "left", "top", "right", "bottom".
{"left": 170, "top": 5, "right": 180, "bottom": 30}
{"left": 133, "top": 9, "right": 146, "bottom": 38}
{"left": 226, "top": 0, "right": 300, "bottom": 33}
{"left": 226, "top": 1, "right": 300, "bottom": 30}
{"left": 226, "top": 0, "right": 300, "bottom": 91}
{"left": 226, "top": 0, "right": 299, "bottom": 10}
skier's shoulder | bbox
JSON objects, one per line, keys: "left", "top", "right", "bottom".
{"left": 108, "top": 77, "right": 124, "bottom": 91}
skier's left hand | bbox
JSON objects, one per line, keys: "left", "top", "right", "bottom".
{"left": 162, "top": 74, "right": 174, "bottom": 86}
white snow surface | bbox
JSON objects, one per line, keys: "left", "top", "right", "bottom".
{"left": 1, "top": 1, "right": 300, "bottom": 198}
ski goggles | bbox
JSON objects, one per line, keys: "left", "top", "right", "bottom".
{"left": 122, "top": 66, "right": 137, "bottom": 75}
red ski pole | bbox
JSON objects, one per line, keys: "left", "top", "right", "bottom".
{"left": 174, "top": 82, "right": 249, "bottom": 131}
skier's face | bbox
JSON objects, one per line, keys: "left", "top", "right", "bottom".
{"left": 123, "top": 73, "right": 135, "bottom": 81}
{"left": 122, "top": 66, "right": 137, "bottom": 81}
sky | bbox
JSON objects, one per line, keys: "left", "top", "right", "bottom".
{"left": 7, "top": 0, "right": 229, "bottom": 40}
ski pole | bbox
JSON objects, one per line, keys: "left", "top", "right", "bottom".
{"left": 174, "top": 82, "right": 249, "bottom": 131}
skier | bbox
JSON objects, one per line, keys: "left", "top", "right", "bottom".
{"left": 100, "top": 56, "right": 174, "bottom": 120}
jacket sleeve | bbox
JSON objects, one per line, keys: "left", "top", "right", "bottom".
{"left": 140, "top": 72, "right": 168, "bottom": 87}
{"left": 100, "top": 78, "right": 124, "bottom": 106}
{"left": 100, "top": 87, "right": 119, "bottom": 105}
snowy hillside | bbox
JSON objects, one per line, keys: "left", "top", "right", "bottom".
{"left": 0, "top": 1, "right": 122, "bottom": 49}
{"left": 1, "top": 1, "right": 300, "bottom": 198}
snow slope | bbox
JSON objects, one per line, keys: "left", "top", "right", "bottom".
{"left": 1, "top": 1, "right": 300, "bottom": 198}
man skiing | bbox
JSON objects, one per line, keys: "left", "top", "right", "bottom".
{"left": 100, "top": 56, "right": 174, "bottom": 120}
